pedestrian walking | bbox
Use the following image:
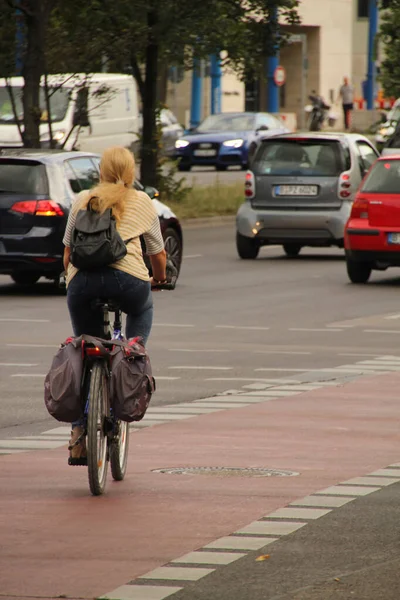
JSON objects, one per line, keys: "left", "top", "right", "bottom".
{"left": 338, "top": 77, "right": 354, "bottom": 131}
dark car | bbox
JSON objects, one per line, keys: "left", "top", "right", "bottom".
{"left": 0, "top": 149, "right": 183, "bottom": 287}
{"left": 175, "top": 111, "right": 289, "bottom": 171}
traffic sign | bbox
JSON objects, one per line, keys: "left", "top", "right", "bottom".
{"left": 274, "top": 66, "right": 286, "bottom": 87}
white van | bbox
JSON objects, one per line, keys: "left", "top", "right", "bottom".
{"left": 0, "top": 73, "right": 140, "bottom": 152}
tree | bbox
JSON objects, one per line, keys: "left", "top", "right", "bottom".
{"left": 76, "top": 0, "right": 300, "bottom": 186}
{"left": 379, "top": 0, "right": 400, "bottom": 98}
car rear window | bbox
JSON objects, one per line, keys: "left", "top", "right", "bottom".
{"left": 361, "top": 159, "right": 400, "bottom": 193}
{"left": 0, "top": 160, "right": 49, "bottom": 195}
{"left": 252, "top": 140, "right": 346, "bottom": 177}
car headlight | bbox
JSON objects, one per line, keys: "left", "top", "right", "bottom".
{"left": 175, "top": 139, "right": 189, "bottom": 149}
{"left": 222, "top": 139, "right": 244, "bottom": 148}
{"left": 40, "top": 129, "right": 66, "bottom": 143}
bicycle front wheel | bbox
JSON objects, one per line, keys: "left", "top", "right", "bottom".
{"left": 87, "top": 362, "right": 109, "bottom": 496}
{"left": 110, "top": 420, "right": 130, "bottom": 481}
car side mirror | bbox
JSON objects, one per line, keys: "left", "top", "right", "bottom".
{"left": 256, "top": 125, "right": 269, "bottom": 132}
{"left": 144, "top": 185, "right": 160, "bottom": 199}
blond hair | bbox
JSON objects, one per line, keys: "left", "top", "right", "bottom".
{"left": 78, "top": 146, "right": 136, "bottom": 223}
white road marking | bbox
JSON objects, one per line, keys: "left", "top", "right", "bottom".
{"left": 315, "top": 485, "right": 380, "bottom": 496}
{"left": 154, "top": 376, "right": 181, "bottom": 380}
{"left": 6, "top": 343, "right": 58, "bottom": 348}
{"left": 289, "top": 328, "right": 342, "bottom": 332}
{"left": 255, "top": 367, "right": 323, "bottom": 372}
{"left": 344, "top": 476, "right": 400, "bottom": 486}
{"left": 369, "top": 469, "right": 400, "bottom": 478}
{"left": 154, "top": 323, "right": 195, "bottom": 328}
{"left": 183, "top": 254, "right": 203, "bottom": 259}
{"left": 359, "top": 360, "right": 400, "bottom": 366}
{"left": 0, "top": 363, "right": 38, "bottom": 367}
{"left": 338, "top": 352, "right": 382, "bottom": 357}
{"left": 364, "top": 329, "right": 400, "bottom": 334}
{"left": 168, "top": 365, "right": 233, "bottom": 371}
{"left": 143, "top": 413, "right": 194, "bottom": 421}
{"left": 167, "top": 348, "right": 227, "bottom": 353}
{"left": 171, "top": 551, "right": 245, "bottom": 565}
{"left": 375, "top": 355, "right": 400, "bottom": 360}
{"left": 254, "top": 350, "right": 311, "bottom": 355}
{"left": 385, "top": 314, "right": 400, "bottom": 320}
{"left": 99, "top": 585, "right": 182, "bottom": 600}
{"left": 0, "top": 440, "right": 63, "bottom": 449}
{"left": 0, "top": 318, "right": 50, "bottom": 323}
{"left": 236, "top": 521, "right": 306, "bottom": 536}
{"left": 267, "top": 507, "right": 331, "bottom": 520}
{"left": 11, "top": 373, "right": 46, "bottom": 378}
{"left": 139, "top": 566, "right": 214, "bottom": 581}
{"left": 215, "top": 325, "right": 270, "bottom": 331}
{"left": 204, "top": 536, "right": 278, "bottom": 551}
{"left": 290, "top": 496, "right": 355, "bottom": 508}
{"left": 206, "top": 377, "right": 303, "bottom": 382}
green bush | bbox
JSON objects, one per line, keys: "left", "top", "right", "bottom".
{"left": 166, "top": 181, "right": 244, "bottom": 219}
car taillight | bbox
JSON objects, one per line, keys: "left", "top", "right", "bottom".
{"left": 339, "top": 172, "right": 352, "bottom": 199}
{"left": 245, "top": 171, "right": 255, "bottom": 199}
{"left": 350, "top": 197, "right": 369, "bottom": 219}
{"left": 11, "top": 200, "right": 64, "bottom": 217}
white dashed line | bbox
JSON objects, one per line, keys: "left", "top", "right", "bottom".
{"left": 0, "top": 363, "right": 38, "bottom": 367}
{"left": 11, "top": 374, "right": 46, "bottom": 378}
{"left": 0, "top": 318, "right": 50, "bottom": 322}
{"left": 364, "top": 329, "right": 400, "bottom": 334}
{"left": 183, "top": 254, "right": 203, "bottom": 259}
{"left": 168, "top": 366, "right": 233, "bottom": 371}
{"left": 6, "top": 343, "right": 58, "bottom": 348}
{"left": 171, "top": 551, "right": 245, "bottom": 565}
{"left": 267, "top": 507, "right": 331, "bottom": 520}
{"left": 167, "top": 348, "right": 227, "bottom": 353}
{"left": 204, "top": 537, "right": 278, "bottom": 551}
{"left": 254, "top": 350, "right": 312, "bottom": 355}
{"left": 289, "top": 328, "right": 342, "bottom": 332}
{"left": 99, "top": 585, "right": 182, "bottom": 600}
{"left": 236, "top": 521, "right": 306, "bottom": 536}
{"left": 139, "top": 567, "right": 214, "bottom": 581}
{"left": 215, "top": 325, "right": 270, "bottom": 331}
{"left": 154, "top": 323, "right": 195, "bottom": 328}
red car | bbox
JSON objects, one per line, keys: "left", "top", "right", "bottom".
{"left": 345, "top": 154, "right": 400, "bottom": 283}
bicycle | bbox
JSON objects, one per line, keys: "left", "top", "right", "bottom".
{"left": 65, "top": 266, "right": 177, "bottom": 496}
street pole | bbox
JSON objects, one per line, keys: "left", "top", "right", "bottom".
{"left": 190, "top": 59, "right": 203, "bottom": 129}
{"left": 267, "top": 9, "right": 279, "bottom": 113}
{"left": 15, "top": 3, "right": 24, "bottom": 75}
{"left": 366, "top": 0, "right": 378, "bottom": 110}
{"left": 210, "top": 53, "right": 222, "bottom": 115}
{"left": 301, "top": 35, "right": 308, "bottom": 130}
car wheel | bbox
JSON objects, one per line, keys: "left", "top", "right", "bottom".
{"left": 216, "top": 165, "right": 227, "bottom": 171}
{"left": 346, "top": 258, "right": 372, "bottom": 284}
{"left": 283, "top": 244, "right": 302, "bottom": 257}
{"left": 236, "top": 232, "right": 259, "bottom": 259}
{"left": 178, "top": 163, "right": 191, "bottom": 172}
{"left": 11, "top": 272, "right": 41, "bottom": 285}
{"left": 163, "top": 227, "right": 182, "bottom": 277}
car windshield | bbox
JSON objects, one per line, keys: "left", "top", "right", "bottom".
{"left": 362, "top": 160, "right": 400, "bottom": 193}
{"left": 252, "top": 140, "right": 345, "bottom": 177}
{"left": 196, "top": 113, "right": 256, "bottom": 132}
{"left": 0, "top": 86, "right": 71, "bottom": 124}
{"left": 0, "top": 160, "right": 49, "bottom": 194}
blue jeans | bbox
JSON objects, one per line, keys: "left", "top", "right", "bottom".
{"left": 67, "top": 268, "right": 153, "bottom": 343}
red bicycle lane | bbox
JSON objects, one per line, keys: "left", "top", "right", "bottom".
{"left": 1, "top": 373, "right": 400, "bottom": 600}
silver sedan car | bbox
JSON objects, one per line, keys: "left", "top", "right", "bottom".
{"left": 236, "top": 132, "right": 380, "bottom": 258}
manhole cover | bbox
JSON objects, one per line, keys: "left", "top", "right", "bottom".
{"left": 152, "top": 466, "right": 299, "bottom": 478}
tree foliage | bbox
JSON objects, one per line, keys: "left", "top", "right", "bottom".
{"left": 379, "top": 0, "right": 400, "bottom": 98}
{"left": 0, "top": 0, "right": 300, "bottom": 184}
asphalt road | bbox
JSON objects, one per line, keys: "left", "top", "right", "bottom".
{"left": 2, "top": 223, "right": 400, "bottom": 441}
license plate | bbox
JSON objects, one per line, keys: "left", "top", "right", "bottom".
{"left": 275, "top": 185, "right": 318, "bottom": 196}
{"left": 388, "top": 233, "right": 400, "bottom": 244}
{"left": 194, "top": 149, "right": 216, "bottom": 157}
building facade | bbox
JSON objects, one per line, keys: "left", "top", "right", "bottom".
{"left": 165, "top": 0, "right": 371, "bottom": 129}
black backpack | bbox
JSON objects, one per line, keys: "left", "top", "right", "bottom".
{"left": 70, "top": 198, "right": 133, "bottom": 270}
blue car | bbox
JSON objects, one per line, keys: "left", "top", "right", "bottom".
{"left": 175, "top": 112, "right": 290, "bottom": 171}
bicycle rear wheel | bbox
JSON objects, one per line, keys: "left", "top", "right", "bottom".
{"left": 110, "top": 420, "right": 130, "bottom": 481}
{"left": 87, "top": 362, "right": 109, "bottom": 496}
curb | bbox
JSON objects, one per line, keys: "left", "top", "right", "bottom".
{"left": 180, "top": 215, "right": 236, "bottom": 228}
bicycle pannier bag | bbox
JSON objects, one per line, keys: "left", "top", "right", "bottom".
{"left": 110, "top": 339, "right": 155, "bottom": 422}
{"left": 44, "top": 337, "right": 84, "bottom": 422}
{"left": 70, "top": 198, "right": 132, "bottom": 270}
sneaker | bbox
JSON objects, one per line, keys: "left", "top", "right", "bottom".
{"left": 68, "top": 426, "right": 87, "bottom": 465}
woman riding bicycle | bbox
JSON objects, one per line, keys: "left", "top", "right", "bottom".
{"left": 62, "top": 146, "right": 167, "bottom": 461}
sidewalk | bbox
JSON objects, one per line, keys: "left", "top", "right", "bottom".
{"left": 1, "top": 373, "right": 400, "bottom": 599}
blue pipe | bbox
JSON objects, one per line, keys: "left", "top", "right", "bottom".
{"left": 210, "top": 54, "right": 222, "bottom": 114}
{"left": 366, "top": 0, "right": 378, "bottom": 110}
{"left": 267, "top": 9, "right": 279, "bottom": 113}
{"left": 190, "top": 59, "right": 203, "bottom": 129}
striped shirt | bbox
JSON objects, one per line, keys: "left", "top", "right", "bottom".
{"left": 63, "top": 189, "right": 164, "bottom": 285}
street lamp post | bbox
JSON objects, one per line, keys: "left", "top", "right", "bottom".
{"left": 366, "top": 0, "right": 378, "bottom": 110}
